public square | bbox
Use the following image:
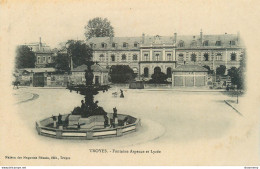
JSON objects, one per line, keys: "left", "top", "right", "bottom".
{"left": 4, "top": 86, "right": 257, "bottom": 165}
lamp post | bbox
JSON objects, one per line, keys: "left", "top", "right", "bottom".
{"left": 236, "top": 85, "right": 239, "bottom": 104}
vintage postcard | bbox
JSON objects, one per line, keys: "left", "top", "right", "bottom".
{"left": 0, "top": 0, "right": 259, "bottom": 166}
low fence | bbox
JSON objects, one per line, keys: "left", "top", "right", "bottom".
{"left": 36, "top": 114, "right": 141, "bottom": 140}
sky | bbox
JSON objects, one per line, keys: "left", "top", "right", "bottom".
{"left": 1, "top": 0, "right": 258, "bottom": 48}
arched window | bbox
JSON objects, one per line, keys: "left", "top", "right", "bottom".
{"left": 133, "top": 54, "right": 138, "bottom": 61}
{"left": 204, "top": 53, "right": 209, "bottom": 61}
{"left": 111, "top": 55, "right": 115, "bottom": 62}
{"left": 231, "top": 53, "right": 236, "bottom": 61}
{"left": 121, "top": 54, "right": 126, "bottom": 60}
{"left": 154, "top": 67, "right": 161, "bottom": 74}
{"left": 144, "top": 67, "right": 149, "bottom": 77}
{"left": 167, "top": 67, "right": 172, "bottom": 78}
{"left": 191, "top": 53, "right": 196, "bottom": 62}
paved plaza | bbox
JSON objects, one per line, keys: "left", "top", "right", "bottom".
{"left": 8, "top": 87, "right": 257, "bottom": 165}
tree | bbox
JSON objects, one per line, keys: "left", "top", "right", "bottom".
{"left": 237, "top": 57, "right": 246, "bottom": 90}
{"left": 66, "top": 40, "right": 93, "bottom": 68}
{"left": 202, "top": 65, "right": 214, "bottom": 74}
{"left": 227, "top": 67, "right": 239, "bottom": 86}
{"left": 15, "top": 45, "right": 36, "bottom": 69}
{"left": 84, "top": 17, "right": 114, "bottom": 40}
{"left": 52, "top": 53, "right": 70, "bottom": 72}
{"left": 109, "top": 65, "right": 135, "bottom": 83}
{"left": 150, "top": 72, "right": 168, "bottom": 84}
{"left": 216, "top": 65, "right": 226, "bottom": 76}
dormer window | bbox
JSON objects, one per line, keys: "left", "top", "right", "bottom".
{"left": 123, "top": 42, "right": 128, "bottom": 48}
{"left": 179, "top": 41, "right": 184, "bottom": 47}
{"left": 101, "top": 43, "right": 107, "bottom": 48}
{"left": 190, "top": 40, "right": 197, "bottom": 47}
{"left": 215, "top": 41, "right": 221, "bottom": 46}
{"left": 203, "top": 40, "right": 209, "bottom": 46}
{"left": 134, "top": 42, "right": 138, "bottom": 47}
{"left": 230, "top": 41, "right": 236, "bottom": 45}
{"left": 112, "top": 43, "right": 116, "bottom": 48}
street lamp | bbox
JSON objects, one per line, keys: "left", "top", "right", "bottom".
{"left": 65, "top": 42, "right": 73, "bottom": 71}
{"left": 235, "top": 85, "right": 239, "bottom": 104}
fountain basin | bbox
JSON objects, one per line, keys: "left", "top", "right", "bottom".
{"left": 36, "top": 113, "right": 141, "bottom": 140}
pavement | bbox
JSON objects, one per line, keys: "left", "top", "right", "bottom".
{"left": 12, "top": 89, "right": 35, "bottom": 104}
{"left": 19, "top": 85, "right": 227, "bottom": 92}
{"left": 5, "top": 87, "right": 257, "bottom": 165}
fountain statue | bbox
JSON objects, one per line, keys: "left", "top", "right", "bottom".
{"left": 35, "top": 61, "right": 141, "bottom": 140}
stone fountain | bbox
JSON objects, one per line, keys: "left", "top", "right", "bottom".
{"left": 35, "top": 62, "right": 141, "bottom": 140}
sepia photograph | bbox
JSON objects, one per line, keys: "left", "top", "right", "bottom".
{"left": 0, "top": 0, "right": 259, "bottom": 167}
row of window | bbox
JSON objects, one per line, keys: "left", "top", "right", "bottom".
{"left": 178, "top": 40, "right": 236, "bottom": 47}
{"left": 143, "top": 53, "right": 173, "bottom": 61}
{"left": 91, "top": 40, "right": 237, "bottom": 48}
{"left": 97, "top": 52, "right": 240, "bottom": 62}
{"left": 91, "top": 42, "right": 139, "bottom": 49}
{"left": 177, "top": 53, "right": 238, "bottom": 62}
{"left": 37, "top": 56, "right": 52, "bottom": 64}
{"left": 99, "top": 54, "right": 138, "bottom": 62}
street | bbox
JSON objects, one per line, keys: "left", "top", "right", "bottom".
{"left": 5, "top": 87, "right": 257, "bottom": 165}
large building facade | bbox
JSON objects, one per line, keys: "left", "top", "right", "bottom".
{"left": 86, "top": 31, "right": 245, "bottom": 80}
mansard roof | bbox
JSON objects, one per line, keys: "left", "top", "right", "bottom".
{"left": 86, "top": 33, "right": 244, "bottom": 50}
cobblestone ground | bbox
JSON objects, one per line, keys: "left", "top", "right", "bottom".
{"left": 6, "top": 87, "right": 258, "bottom": 165}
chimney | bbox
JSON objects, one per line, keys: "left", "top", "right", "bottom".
{"left": 237, "top": 31, "right": 240, "bottom": 45}
{"left": 142, "top": 33, "right": 145, "bottom": 44}
{"left": 39, "top": 37, "right": 42, "bottom": 49}
{"left": 109, "top": 35, "right": 113, "bottom": 43}
{"left": 200, "top": 29, "right": 203, "bottom": 44}
{"left": 174, "top": 32, "right": 177, "bottom": 43}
